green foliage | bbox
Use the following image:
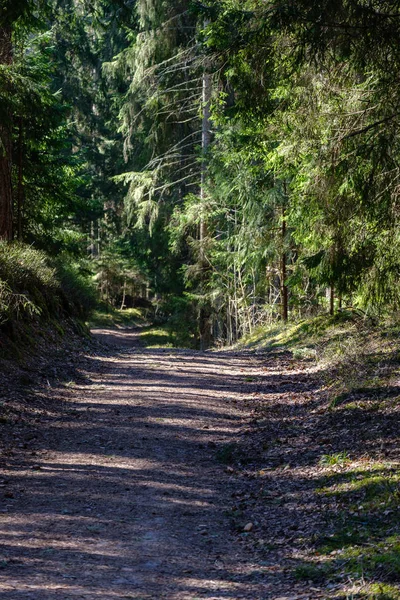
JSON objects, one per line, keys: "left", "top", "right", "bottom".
{"left": 4, "top": 0, "right": 400, "bottom": 346}
{"left": 0, "top": 242, "right": 58, "bottom": 321}
{"left": 0, "top": 243, "right": 97, "bottom": 326}
{"left": 319, "top": 451, "right": 350, "bottom": 467}
{"left": 89, "top": 306, "right": 145, "bottom": 328}
{"left": 0, "top": 279, "right": 39, "bottom": 324}
{"left": 52, "top": 257, "right": 97, "bottom": 319}
{"left": 310, "top": 462, "right": 400, "bottom": 592}
{"left": 153, "top": 294, "right": 198, "bottom": 347}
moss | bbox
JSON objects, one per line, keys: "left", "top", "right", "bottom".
{"left": 140, "top": 326, "right": 174, "bottom": 348}
{"left": 357, "top": 583, "right": 400, "bottom": 599}
{"left": 307, "top": 463, "right": 400, "bottom": 590}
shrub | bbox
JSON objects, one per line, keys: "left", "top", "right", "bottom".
{"left": 53, "top": 258, "right": 97, "bottom": 319}
{"left": 0, "top": 242, "right": 98, "bottom": 326}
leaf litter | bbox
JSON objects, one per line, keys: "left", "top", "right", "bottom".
{"left": 0, "top": 327, "right": 398, "bottom": 599}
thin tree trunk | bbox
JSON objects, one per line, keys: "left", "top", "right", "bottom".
{"left": 330, "top": 285, "right": 335, "bottom": 316}
{"left": 0, "top": 26, "right": 13, "bottom": 241}
{"left": 199, "top": 31, "right": 212, "bottom": 351}
{"left": 281, "top": 207, "right": 288, "bottom": 322}
{"left": 90, "top": 221, "right": 97, "bottom": 258}
{"left": 120, "top": 279, "right": 126, "bottom": 310}
{"left": 17, "top": 117, "right": 23, "bottom": 240}
{"left": 97, "top": 218, "right": 101, "bottom": 257}
{"left": 199, "top": 65, "right": 211, "bottom": 253}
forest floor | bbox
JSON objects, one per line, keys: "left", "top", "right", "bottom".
{"left": 0, "top": 323, "right": 399, "bottom": 599}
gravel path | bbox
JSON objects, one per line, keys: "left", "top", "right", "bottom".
{"left": 0, "top": 329, "right": 276, "bottom": 599}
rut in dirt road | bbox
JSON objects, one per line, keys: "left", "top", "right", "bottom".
{"left": 0, "top": 329, "right": 281, "bottom": 600}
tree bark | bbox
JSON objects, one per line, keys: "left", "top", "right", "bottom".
{"left": 199, "top": 67, "right": 211, "bottom": 258}
{"left": 16, "top": 117, "right": 23, "bottom": 240}
{"left": 0, "top": 26, "right": 13, "bottom": 241}
{"left": 90, "top": 221, "right": 97, "bottom": 258}
{"left": 199, "top": 33, "right": 212, "bottom": 351}
{"left": 281, "top": 207, "right": 288, "bottom": 322}
{"left": 330, "top": 285, "right": 335, "bottom": 316}
{"left": 120, "top": 279, "right": 126, "bottom": 310}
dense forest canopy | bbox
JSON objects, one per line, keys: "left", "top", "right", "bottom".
{"left": 1, "top": 0, "right": 400, "bottom": 346}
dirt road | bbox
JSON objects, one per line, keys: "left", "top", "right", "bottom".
{"left": 0, "top": 329, "right": 283, "bottom": 599}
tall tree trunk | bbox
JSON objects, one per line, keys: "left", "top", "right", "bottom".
{"left": 199, "top": 37, "right": 212, "bottom": 351}
{"left": 16, "top": 117, "right": 23, "bottom": 240}
{"left": 281, "top": 207, "right": 288, "bottom": 322}
{"left": 90, "top": 221, "right": 97, "bottom": 258}
{"left": 0, "top": 26, "right": 13, "bottom": 241}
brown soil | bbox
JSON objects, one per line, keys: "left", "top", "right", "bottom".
{"left": 0, "top": 328, "right": 397, "bottom": 599}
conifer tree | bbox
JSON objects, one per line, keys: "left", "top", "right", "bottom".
{"left": 0, "top": 0, "right": 30, "bottom": 239}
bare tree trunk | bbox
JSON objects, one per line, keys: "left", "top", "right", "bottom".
{"left": 199, "top": 68, "right": 211, "bottom": 255}
{"left": 90, "top": 221, "right": 97, "bottom": 258}
{"left": 199, "top": 34, "right": 212, "bottom": 351}
{"left": 0, "top": 26, "right": 13, "bottom": 241}
{"left": 97, "top": 218, "right": 101, "bottom": 257}
{"left": 16, "top": 117, "right": 23, "bottom": 240}
{"left": 281, "top": 207, "right": 288, "bottom": 322}
{"left": 120, "top": 279, "right": 126, "bottom": 310}
{"left": 330, "top": 285, "right": 335, "bottom": 316}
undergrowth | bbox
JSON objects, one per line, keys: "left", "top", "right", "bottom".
{"left": 89, "top": 306, "right": 146, "bottom": 328}
{"left": 239, "top": 310, "right": 400, "bottom": 412}
{"left": 238, "top": 311, "right": 400, "bottom": 598}
{"left": 0, "top": 242, "right": 97, "bottom": 357}
{"left": 140, "top": 324, "right": 197, "bottom": 349}
{"left": 89, "top": 295, "right": 198, "bottom": 349}
{"left": 295, "top": 460, "right": 400, "bottom": 598}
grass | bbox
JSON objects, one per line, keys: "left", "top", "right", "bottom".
{"left": 296, "top": 461, "right": 400, "bottom": 595}
{"left": 140, "top": 324, "right": 197, "bottom": 349}
{"left": 140, "top": 326, "right": 175, "bottom": 348}
{"left": 88, "top": 306, "right": 146, "bottom": 329}
{"left": 0, "top": 243, "right": 97, "bottom": 327}
{"left": 237, "top": 313, "right": 400, "bottom": 597}
{"left": 237, "top": 312, "right": 358, "bottom": 352}
{"left": 319, "top": 451, "right": 351, "bottom": 467}
{"left": 89, "top": 306, "right": 197, "bottom": 349}
{"left": 0, "top": 243, "right": 99, "bottom": 360}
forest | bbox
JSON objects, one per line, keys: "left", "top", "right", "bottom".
{"left": 2, "top": 0, "right": 400, "bottom": 348}
{"left": 2, "top": 3, "right": 400, "bottom": 599}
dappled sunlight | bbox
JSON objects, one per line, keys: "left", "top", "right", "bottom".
{"left": 0, "top": 343, "right": 275, "bottom": 599}
{"left": 3, "top": 331, "right": 395, "bottom": 598}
